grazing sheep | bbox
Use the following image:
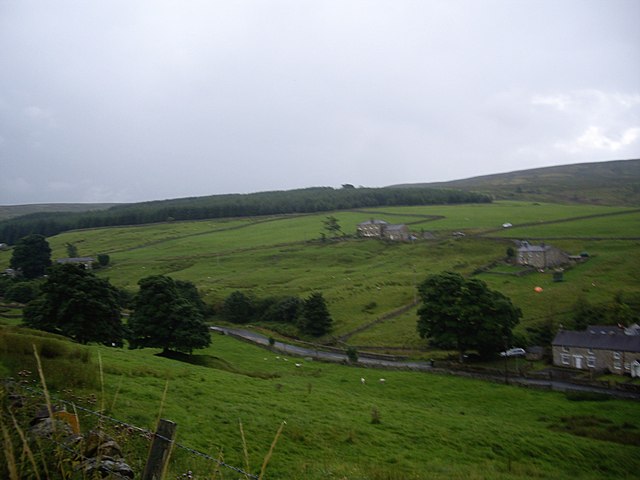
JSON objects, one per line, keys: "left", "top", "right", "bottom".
{"left": 295, "top": 363, "right": 302, "bottom": 367}
{"left": 379, "top": 378, "right": 386, "bottom": 384}
{"left": 361, "top": 377, "right": 366, "bottom": 385}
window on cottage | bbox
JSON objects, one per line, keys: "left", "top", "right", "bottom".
{"left": 613, "top": 353, "right": 622, "bottom": 370}
{"left": 562, "top": 346, "right": 569, "bottom": 353}
{"left": 561, "top": 354, "right": 570, "bottom": 365}
{"left": 587, "top": 348, "right": 594, "bottom": 354}
{"left": 587, "top": 356, "right": 596, "bottom": 368}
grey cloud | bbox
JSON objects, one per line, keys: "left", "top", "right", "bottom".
{"left": 1, "top": 0, "right": 639, "bottom": 204}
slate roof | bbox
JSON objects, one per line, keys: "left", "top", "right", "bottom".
{"left": 552, "top": 330, "right": 640, "bottom": 353}
{"left": 518, "top": 244, "right": 551, "bottom": 252}
{"left": 586, "top": 325, "right": 625, "bottom": 335}
{"left": 358, "top": 219, "right": 388, "bottom": 226}
{"left": 384, "top": 224, "right": 407, "bottom": 231}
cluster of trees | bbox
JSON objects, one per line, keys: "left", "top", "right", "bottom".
{"left": 524, "top": 293, "right": 639, "bottom": 347}
{"left": 572, "top": 293, "right": 638, "bottom": 330}
{"left": 221, "top": 290, "right": 333, "bottom": 337}
{"left": 417, "top": 272, "right": 522, "bottom": 361}
{"left": 1, "top": 234, "right": 116, "bottom": 305}
{"left": 0, "top": 187, "right": 491, "bottom": 244}
{"left": 18, "top": 264, "right": 210, "bottom": 354}
{"left": 24, "top": 264, "right": 127, "bottom": 346}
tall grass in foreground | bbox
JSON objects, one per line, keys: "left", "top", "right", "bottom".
{"left": 1, "top": 331, "right": 285, "bottom": 480}
{"left": 3, "top": 324, "right": 640, "bottom": 479}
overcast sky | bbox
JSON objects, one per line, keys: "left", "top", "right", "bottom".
{"left": 1, "top": 1, "right": 639, "bottom": 205}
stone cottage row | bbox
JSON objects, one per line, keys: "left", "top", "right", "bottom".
{"left": 552, "top": 324, "right": 640, "bottom": 377}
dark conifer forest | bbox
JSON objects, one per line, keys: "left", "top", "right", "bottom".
{"left": 0, "top": 186, "right": 490, "bottom": 244}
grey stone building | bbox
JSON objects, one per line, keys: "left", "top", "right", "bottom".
{"left": 357, "top": 219, "right": 389, "bottom": 238}
{"left": 357, "top": 220, "right": 410, "bottom": 241}
{"left": 552, "top": 326, "right": 640, "bottom": 377}
{"left": 517, "top": 241, "right": 568, "bottom": 269}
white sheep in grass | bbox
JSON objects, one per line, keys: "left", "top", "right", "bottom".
{"left": 360, "top": 377, "right": 366, "bottom": 385}
{"left": 379, "top": 378, "right": 386, "bottom": 384}
{"left": 295, "top": 363, "right": 302, "bottom": 367}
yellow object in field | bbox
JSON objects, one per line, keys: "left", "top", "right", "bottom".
{"left": 53, "top": 411, "right": 80, "bottom": 434}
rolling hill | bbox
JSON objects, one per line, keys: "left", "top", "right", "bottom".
{"left": 392, "top": 158, "right": 640, "bottom": 205}
{"left": 0, "top": 203, "right": 120, "bottom": 221}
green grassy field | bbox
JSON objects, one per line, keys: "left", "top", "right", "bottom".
{"left": 3, "top": 329, "right": 639, "bottom": 480}
{"left": 491, "top": 210, "right": 640, "bottom": 238}
{"left": 2, "top": 200, "right": 640, "bottom": 479}
{"left": 0, "top": 201, "right": 638, "bottom": 344}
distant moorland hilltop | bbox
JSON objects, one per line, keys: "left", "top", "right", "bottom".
{"left": 392, "top": 158, "right": 640, "bottom": 205}
{"left": 0, "top": 203, "right": 120, "bottom": 221}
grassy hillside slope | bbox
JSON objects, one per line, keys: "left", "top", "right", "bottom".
{"left": 392, "top": 159, "right": 640, "bottom": 205}
{"left": 0, "top": 203, "right": 119, "bottom": 221}
{"left": 1, "top": 201, "right": 637, "bottom": 349}
{"left": 1, "top": 327, "right": 639, "bottom": 479}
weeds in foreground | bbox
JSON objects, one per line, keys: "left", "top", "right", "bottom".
{"left": 2, "top": 343, "right": 285, "bottom": 480}
{"left": 259, "top": 421, "right": 286, "bottom": 480}
{"left": 371, "top": 406, "right": 381, "bottom": 424}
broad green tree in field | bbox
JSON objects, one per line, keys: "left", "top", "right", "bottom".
{"left": 300, "top": 292, "right": 333, "bottom": 336}
{"left": 417, "top": 272, "right": 521, "bottom": 361}
{"left": 10, "top": 234, "right": 52, "bottom": 279}
{"left": 128, "top": 275, "right": 211, "bottom": 354}
{"left": 23, "top": 264, "right": 125, "bottom": 346}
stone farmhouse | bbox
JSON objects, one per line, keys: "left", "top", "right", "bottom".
{"left": 517, "top": 241, "right": 568, "bottom": 269}
{"left": 357, "top": 220, "right": 410, "bottom": 242}
{"left": 357, "top": 219, "right": 389, "bottom": 238}
{"left": 552, "top": 325, "right": 640, "bottom": 377}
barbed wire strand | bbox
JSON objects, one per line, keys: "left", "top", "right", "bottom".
{"left": 8, "top": 381, "right": 260, "bottom": 479}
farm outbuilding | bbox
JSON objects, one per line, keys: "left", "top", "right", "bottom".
{"left": 517, "top": 241, "right": 568, "bottom": 269}
{"left": 357, "top": 220, "right": 410, "bottom": 242}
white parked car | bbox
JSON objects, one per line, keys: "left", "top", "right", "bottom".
{"left": 500, "top": 347, "right": 526, "bottom": 357}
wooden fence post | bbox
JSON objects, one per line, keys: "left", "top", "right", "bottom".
{"left": 142, "top": 419, "right": 177, "bottom": 480}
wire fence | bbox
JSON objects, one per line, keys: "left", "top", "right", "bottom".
{"left": 2, "top": 379, "right": 259, "bottom": 479}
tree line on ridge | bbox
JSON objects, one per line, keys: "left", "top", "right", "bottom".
{"left": 0, "top": 186, "right": 491, "bottom": 245}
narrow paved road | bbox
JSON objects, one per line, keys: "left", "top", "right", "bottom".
{"left": 211, "top": 326, "right": 640, "bottom": 400}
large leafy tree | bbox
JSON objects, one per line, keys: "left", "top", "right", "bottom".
{"left": 128, "top": 275, "right": 211, "bottom": 354}
{"left": 417, "top": 272, "right": 521, "bottom": 361}
{"left": 23, "top": 264, "right": 125, "bottom": 345}
{"left": 300, "top": 292, "right": 333, "bottom": 336}
{"left": 10, "top": 234, "right": 52, "bottom": 279}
